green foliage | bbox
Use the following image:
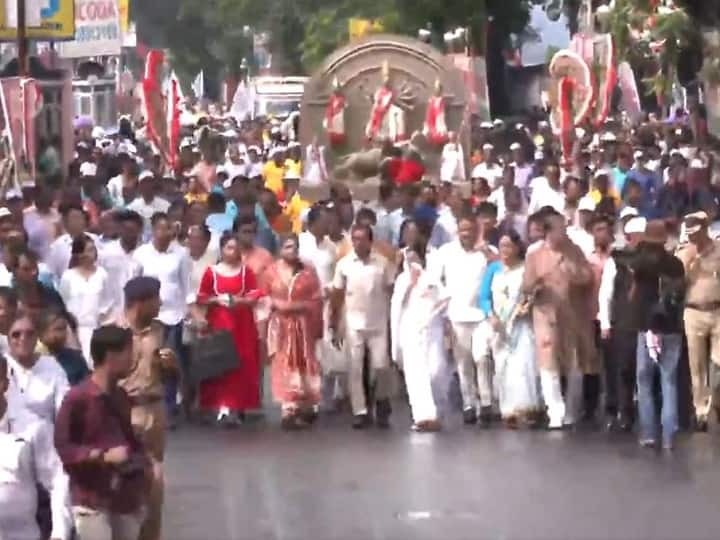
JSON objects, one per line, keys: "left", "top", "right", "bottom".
{"left": 141, "top": 0, "right": 530, "bottom": 79}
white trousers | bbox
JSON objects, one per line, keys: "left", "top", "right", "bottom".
{"left": 452, "top": 321, "right": 493, "bottom": 411}
{"left": 540, "top": 369, "right": 583, "bottom": 426}
{"left": 346, "top": 328, "right": 391, "bottom": 415}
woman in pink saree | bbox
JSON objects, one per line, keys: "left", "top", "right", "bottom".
{"left": 265, "top": 234, "right": 323, "bottom": 429}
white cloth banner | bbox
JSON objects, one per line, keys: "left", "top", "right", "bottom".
{"left": 59, "top": 0, "right": 122, "bottom": 58}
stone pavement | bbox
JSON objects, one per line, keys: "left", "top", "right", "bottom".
{"left": 164, "top": 408, "right": 720, "bottom": 540}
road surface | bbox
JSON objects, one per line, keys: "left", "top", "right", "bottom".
{"left": 164, "top": 407, "right": 720, "bottom": 540}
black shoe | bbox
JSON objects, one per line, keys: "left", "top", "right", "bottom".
{"left": 463, "top": 408, "right": 478, "bottom": 425}
{"left": 479, "top": 406, "right": 494, "bottom": 429}
{"left": 617, "top": 413, "right": 633, "bottom": 432}
{"left": 695, "top": 417, "right": 709, "bottom": 432}
{"left": 375, "top": 399, "right": 391, "bottom": 429}
{"left": 352, "top": 414, "right": 372, "bottom": 430}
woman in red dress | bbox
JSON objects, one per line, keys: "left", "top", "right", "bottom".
{"left": 196, "top": 232, "right": 262, "bottom": 426}
{"left": 265, "top": 234, "right": 323, "bottom": 429}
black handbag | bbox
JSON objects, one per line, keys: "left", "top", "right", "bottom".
{"left": 189, "top": 267, "right": 242, "bottom": 383}
{"left": 189, "top": 330, "right": 240, "bottom": 383}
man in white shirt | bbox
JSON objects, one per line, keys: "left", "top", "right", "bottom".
{"left": 511, "top": 142, "right": 533, "bottom": 196}
{"left": 471, "top": 143, "right": 503, "bottom": 188}
{"left": 133, "top": 212, "right": 190, "bottom": 422}
{"left": 331, "top": 224, "right": 395, "bottom": 429}
{"left": 47, "top": 204, "right": 99, "bottom": 284}
{"left": 126, "top": 172, "right": 170, "bottom": 240}
{"left": 6, "top": 315, "right": 70, "bottom": 424}
{"left": 429, "top": 184, "right": 462, "bottom": 248}
{"left": 567, "top": 196, "right": 596, "bottom": 256}
{"left": 99, "top": 210, "right": 143, "bottom": 318}
{"left": 0, "top": 355, "right": 72, "bottom": 540}
{"left": 299, "top": 206, "right": 346, "bottom": 410}
{"left": 430, "top": 213, "right": 491, "bottom": 425}
{"left": 528, "top": 164, "right": 565, "bottom": 215}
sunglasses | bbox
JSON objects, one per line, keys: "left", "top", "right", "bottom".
{"left": 10, "top": 329, "right": 35, "bottom": 339}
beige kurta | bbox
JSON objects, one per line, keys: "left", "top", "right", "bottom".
{"left": 522, "top": 240, "right": 594, "bottom": 374}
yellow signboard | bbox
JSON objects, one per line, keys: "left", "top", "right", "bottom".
{"left": 349, "top": 18, "right": 384, "bottom": 40}
{"left": 118, "top": 0, "right": 128, "bottom": 34}
{"left": 0, "top": 0, "right": 75, "bottom": 41}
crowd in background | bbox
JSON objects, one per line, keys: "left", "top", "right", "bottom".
{"left": 3, "top": 101, "right": 720, "bottom": 540}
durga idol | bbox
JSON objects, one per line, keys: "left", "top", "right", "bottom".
{"left": 365, "top": 60, "right": 407, "bottom": 143}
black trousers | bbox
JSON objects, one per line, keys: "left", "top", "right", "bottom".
{"left": 605, "top": 328, "right": 638, "bottom": 418}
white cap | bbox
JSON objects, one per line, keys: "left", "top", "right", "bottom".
{"left": 690, "top": 158, "right": 705, "bottom": 169}
{"left": 79, "top": 162, "right": 97, "bottom": 177}
{"left": 482, "top": 143, "right": 494, "bottom": 150}
{"left": 538, "top": 120, "right": 549, "bottom": 129}
{"left": 91, "top": 126, "right": 105, "bottom": 139}
{"left": 670, "top": 148, "right": 682, "bottom": 157}
{"left": 139, "top": 170, "right": 154, "bottom": 182}
{"left": 5, "top": 188, "right": 21, "bottom": 200}
{"left": 620, "top": 206, "right": 640, "bottom": 220}
{"left": 534, "top": 150, "right": 544, "bottom": 160}
{"left": 624, "top": 216, "right": 647, "bottom": 235}
{"left": 515, "top": 123, "right": 525, "bottom": 130}
{"left": 633, "top": 150, "right": 645, "bottom": 160}
{"left": 600, "top": 132, "right": 617, "bottom": 142}
{"left": 216, "top": 165, "right": 229, "bottom": 177}
{"left": 180, "top": 137, "right": 195, "bottom": 149}
{"left": 493, "top": 119, "right": 504, "bottom": 127}
{"left": 248, "top": 145, "right": 261, "bottom": 154}
{"left": 480, "top": 121, "right": 492, "bottom": 129}
{"left": 578, "top": 196, "right": 596, "bottom": 212}
{"left": 0, "top": 207, "right": 11, "bottom": 218}
{"left": 222, "top": 178, "right": 234, "bottom": 189}
{"left": 575, "top": 127, "right": 585, "bottom": 139}
{"left": 510, "top": 142, "right": 522, "bottom": 151}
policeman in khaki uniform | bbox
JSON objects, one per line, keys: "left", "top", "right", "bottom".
{"left": 677, "top": 212, "right": 720, "bottom": 431}
{"left": 117, "top": 277, "right": 177, "bottom": 540}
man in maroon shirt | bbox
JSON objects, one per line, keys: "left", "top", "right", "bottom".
{"left": 54, "top": 325, "right": 150, "bottom": 540}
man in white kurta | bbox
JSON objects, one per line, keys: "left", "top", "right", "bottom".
{"left": 0, "top": 356, "right": 72, "bottom": 540}
{"left": 429, "top": 214, "right": 490, "bottom": 424}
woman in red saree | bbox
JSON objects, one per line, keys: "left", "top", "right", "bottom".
{"left": 266, "top": 234, "right": 323, "bottom": 429}
{"left": 196, "top": 232, "right": 263, "bottom": 426}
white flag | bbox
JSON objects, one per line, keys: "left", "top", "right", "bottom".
{"left": 229, "top": 81, "right": 252, "bottom": 122}
{"left": 191, "top": 71, "right": 204, "bottom": 98}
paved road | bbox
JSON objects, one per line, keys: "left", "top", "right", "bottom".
{"left": 164, "top": 406, "right": 720, "bottom": 540}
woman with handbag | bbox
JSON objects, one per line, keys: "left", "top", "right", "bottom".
{"left": 265, "top": 234, "right": 323, "bottom": 430}
{"left": 196, "top": 232, "right": 263, "bottom": 426}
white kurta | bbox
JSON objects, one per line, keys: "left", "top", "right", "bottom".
{"left": 6, "top": 355, "right": 69, "bottom": 424}
{"left": 0, "top": 409, "right": 72, "bottom": 540}
{"left": 391, "top": 267, "right": 451, "bottom": 423}
{"left": 59, "top": 266, "right": 115, "bottom": 365}
{"left": 98, "top": 240, "right": 142, "bottom": 318}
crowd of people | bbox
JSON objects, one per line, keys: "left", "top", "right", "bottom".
{"left": 2, "top": 104, "right": 720, "bottom": 540}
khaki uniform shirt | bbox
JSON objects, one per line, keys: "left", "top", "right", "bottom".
{"left": 678, "top": 241, "right": 720, "bottom": 305}
{"left": 118, "top": 319, "right": 168, "bottom": 400}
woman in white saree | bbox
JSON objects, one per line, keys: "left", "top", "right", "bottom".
{"left": 391, "top": 247, "right": 451, "bottom": 432}
{"left": 477, "top": 230, "right": 541, "bottom": 427}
